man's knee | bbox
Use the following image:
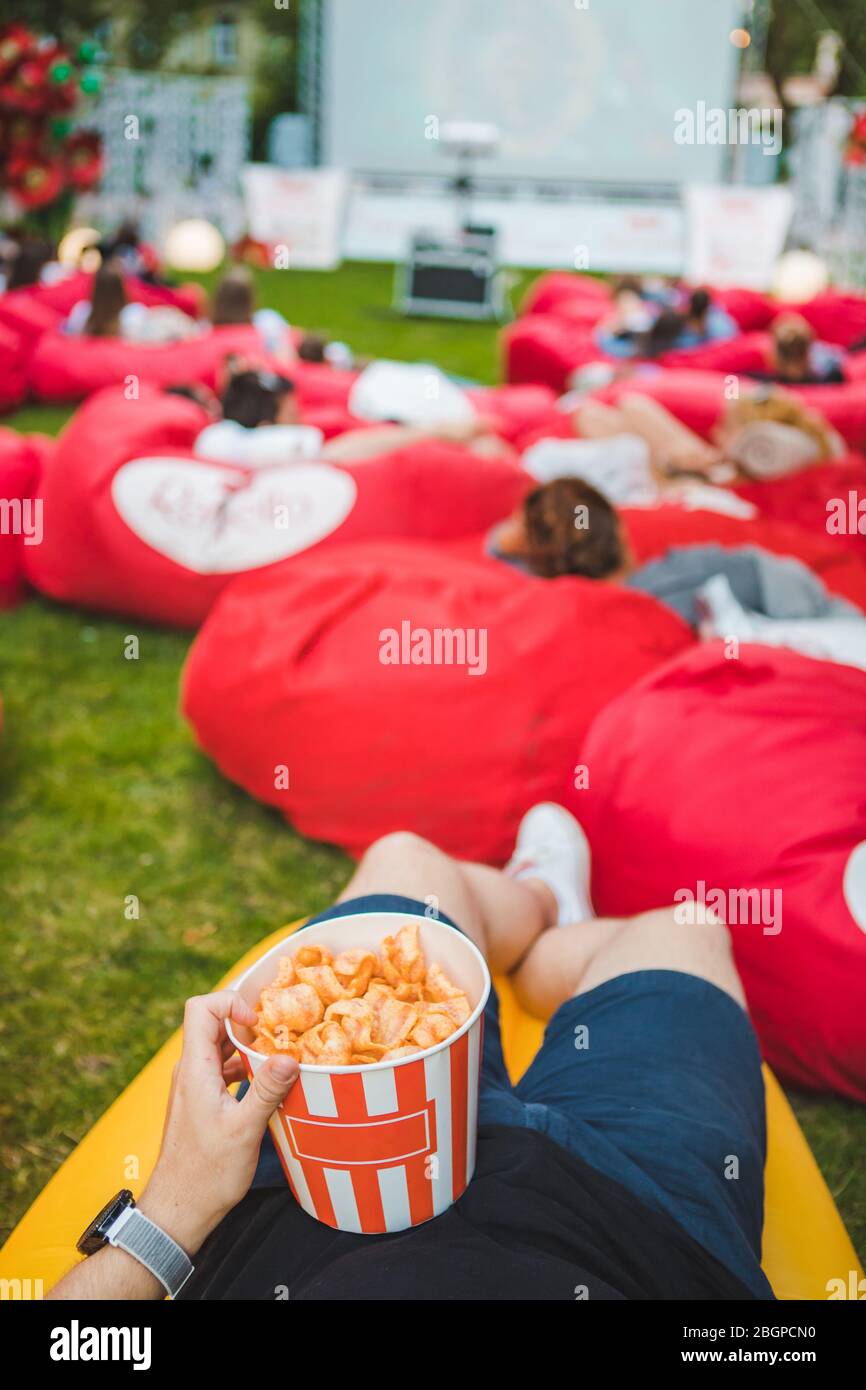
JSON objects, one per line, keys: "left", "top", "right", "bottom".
{"left": 618, "top": 905, "right": 744, "bottom": 1004}
{"left": 359, "top": 830, "right": 441, "bottom": 873}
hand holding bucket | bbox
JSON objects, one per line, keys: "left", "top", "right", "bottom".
{"left": 227, "top": 911, "right": 491, "bottom": 1234}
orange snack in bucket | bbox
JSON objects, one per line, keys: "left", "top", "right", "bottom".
{"left": 251, "top": 922, "right": 471, "bottom": 1065}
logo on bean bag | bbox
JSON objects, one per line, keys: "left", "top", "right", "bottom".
{"left": 844, "top": 842, "right": 866, "bottom": 935}
{"left": 111, "top": 457, "right": 357, "bottom": 574}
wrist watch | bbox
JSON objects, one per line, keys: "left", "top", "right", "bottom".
{"left": 77, "top": 1189, "right": 194, "bottom": 1298}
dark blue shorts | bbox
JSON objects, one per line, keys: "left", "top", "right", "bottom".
{"left": 252, "top": 893, "right": 773, "bottom": 1300}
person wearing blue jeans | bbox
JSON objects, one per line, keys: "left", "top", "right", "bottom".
{"left": 51, "top": 805, "right": 772, "bottom": 1301}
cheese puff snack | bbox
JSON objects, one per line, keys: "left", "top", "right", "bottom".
{"left": 251, "top": 923, "right": 470, "bottom": 1066}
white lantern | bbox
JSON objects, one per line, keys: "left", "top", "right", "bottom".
{"left": 772, "top": 250, "right": 830, "bottom": 304}
{"left": 57, "top": 226, "right": 101, "bottom": 267}
{"left": 164, "top": 219, "right": 225, "bottom": 273}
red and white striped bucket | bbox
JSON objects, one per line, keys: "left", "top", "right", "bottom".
{"left": 227, "top": 910, "right": 491, "bottom": 1234}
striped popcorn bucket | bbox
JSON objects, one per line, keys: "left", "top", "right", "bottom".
{"left": 227, "top": 910, "right": 491, "bottom": 1234}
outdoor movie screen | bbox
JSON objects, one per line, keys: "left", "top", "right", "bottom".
{"left": 320, "top": 0, "right": 746, "bottom": 187}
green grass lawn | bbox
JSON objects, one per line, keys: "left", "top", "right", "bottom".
{"left": 1, "top": 261, "right": 863, "bottom": 1265}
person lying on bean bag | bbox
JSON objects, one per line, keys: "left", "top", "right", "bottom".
{"left": 674, "top": 288, "right": 739, "bottom": 348}
{"left": 47, "top": 811, "right": 774, "bottom": 1301}
{"left": 193, "top": 364, "right": 325, "bottom": 465}
{"left": 756, "top": 314, "right": 847, "bottom": 387}
{"left": 64, "top": 261, "right": 199, "bottom": 345}
{"left": 488, "top": 477, "right": 860, "bottom": 634}
{"left": 574, "top": 388, "right": 844, "bottom": 482}
{"left": 207, "top": 266, "right": 294, "bottom": 364}
{"left": 25, "top": 381, "right": 529, "bottom": 627}
{"left": 194, "top": 359, "right": 514, "bottom": 469}
{"left": 592, "top": 276, "right": 658, "bottom": 359}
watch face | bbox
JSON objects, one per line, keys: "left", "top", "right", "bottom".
{"left": 76, "top": 1189, "right": 134, "bottom": 1256}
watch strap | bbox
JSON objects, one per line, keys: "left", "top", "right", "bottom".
{"left": 108, "top": 1206, "right": 194, "bottom": 1298}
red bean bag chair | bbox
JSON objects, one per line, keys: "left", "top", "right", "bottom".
{"left": 0, "top": 272, "right": 97, "bottom": 347}
{"left": 570, "top": 643, "right": 866, "bottom": 1101}
{"left": 503, "top": 317, "right": 607, "bottom": 391}
{"left": 0, "top": 290, "right": 60, "bottom": 349}
{"left": 27, "top": 324, "right": 273, "bottom": 403}
{"left": 712, "top": 287, "right": 777, "bottom": 334}
{"left": 0, "top": 427, "right": 53, "bottom": 606}
{"left": 24, "top": 386, "right": 529, "bottom": 627}
{"left": 521, "top": 271, "right": 613, "bottom": 319}
{"left": 620, "top": 503, "right": 866, "bottom": 613}
{"left": 0, "top": 323, "right": 28, "bottom": 414}
{"left": 181, "top": 540, "right": 692, "bottom": 863}
{"left": 787, "top": 291, "right": 866, "bottom": 349}
{"left": 660, "top": 331, "right": 775, "bottom": 375}
{"left": 733, "top": 458, "right": 866, "bottom": 556}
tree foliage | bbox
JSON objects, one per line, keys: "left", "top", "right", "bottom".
{"left": 765, "top": 0, "right": 866, "bottom": 99}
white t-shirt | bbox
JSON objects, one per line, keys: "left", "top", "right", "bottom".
{"left": 194, "top": 420, "right": 325, "bottom": 469}
{"left": 348, "top": 360, "right": 476, "bottom": 428}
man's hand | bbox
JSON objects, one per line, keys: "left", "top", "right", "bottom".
{"left": 49, "top": 990, "right": 298, "bottom": 1300}
{"left": 139, "top": 991, "right": 299, "bottom": 1256}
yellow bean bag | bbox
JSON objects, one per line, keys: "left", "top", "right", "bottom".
{"left": 1, "top": 921, "right": 860, "bottom": 1299}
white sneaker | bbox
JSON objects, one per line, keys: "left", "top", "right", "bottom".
{"left": 505, "top": 802, "right": 594, "bottom": 926}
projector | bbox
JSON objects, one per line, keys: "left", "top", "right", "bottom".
{"left": 438, "top": 121, "right": 500, "bottom": 159}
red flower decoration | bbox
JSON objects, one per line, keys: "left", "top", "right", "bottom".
{"left": 62, "top": 129, "right": 103, "bottom": 190}
{"left": 0, "top": 56, "right": 50, "bottom": 113}
{"left": 0, "top": 24, "right": 36, "bottom": 82}
{"left": 6, "top": 152, "right": 66, "bottom": 208}
{"left": 845, "top": 109, "right": 866, "bottom": 167}
{"left": 0, "top": 111, "right": 46, "bottom": 158}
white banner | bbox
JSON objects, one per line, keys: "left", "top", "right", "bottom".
{"left": 241, "top": 165, "right": 348, "bottom": 271}
{"left": 345, "top": 189, "right": 685, "bottom": 272}
{"left": 685, "top": 184, "right": 794, "bottom": 289}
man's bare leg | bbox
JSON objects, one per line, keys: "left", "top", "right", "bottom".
{"left": 337, "top": 831, "right": 559, "bottom": 975}
{"left": 511, "top": 905, "right": 746, "bottom": 1018}
{"left": 340, "top": 831, "right": 747, "bottom": 1020}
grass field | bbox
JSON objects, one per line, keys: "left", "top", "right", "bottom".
{"left": 0, "top": 261, "right": 863, "bottom": 1263}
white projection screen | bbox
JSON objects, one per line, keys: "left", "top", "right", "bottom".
{"left": 320, "top": 0, "right": 745, "bottom": 186}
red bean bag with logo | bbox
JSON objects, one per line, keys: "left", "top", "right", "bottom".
{"left": 0, "top": 428, "right": 53, "bottom": 606}
{"left": 28, "top": 324, "right": 273, "bottom": 403}
{"left": 570, "top": 643, "right": 866, "bottom": 1101}
{"left": 181, "top": 540, "right": 692, "bottom": 863}
{"left": 620, "top": 504, "right": 866, "bottom": 613}
{"left": 0, "top": 324, "right": 28, "bottom": 414}
{"left": 24, "top": 386, "right": 529, "bottom": 627}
